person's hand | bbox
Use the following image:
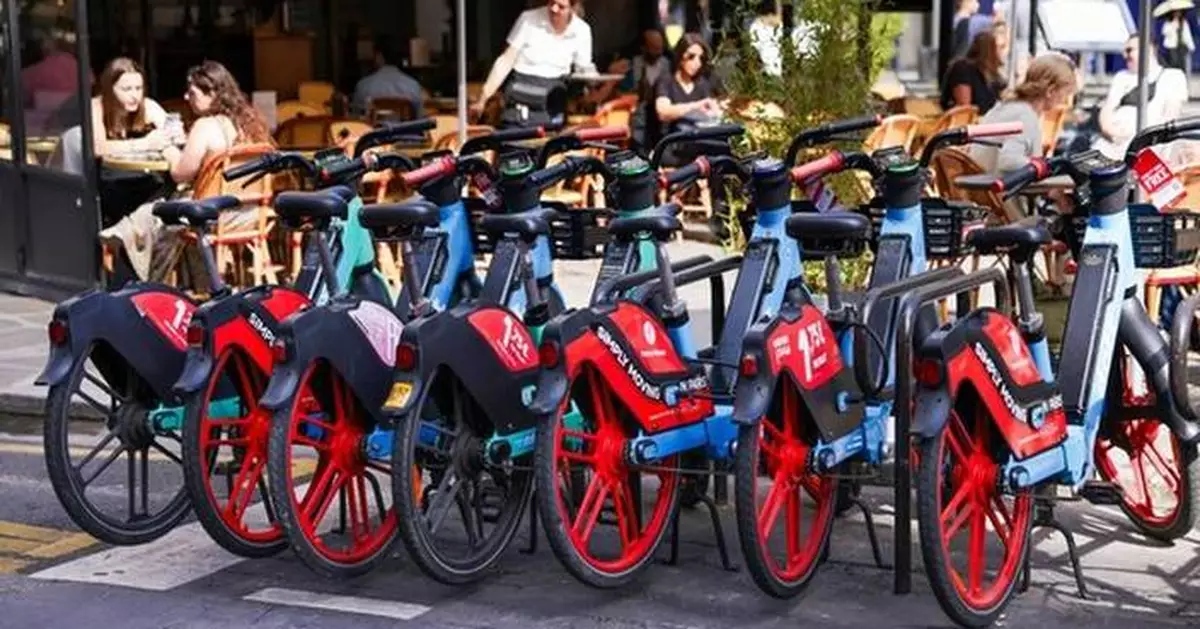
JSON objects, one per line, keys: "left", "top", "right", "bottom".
{"left": 469, "top": 99, "right": 486, "bottom": 118}
{"left": 608, "top": 58, "right": 631, "bottom": 76}
{"left": 700, "top": 98, "right": 721, "bottom": 115}
{"left": 142, "top": 130, "right": 170, "bottom": 152}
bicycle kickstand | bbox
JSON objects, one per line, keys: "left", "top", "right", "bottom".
{"left": 1019, "top": 495, "right": 1090, "bottom": 600}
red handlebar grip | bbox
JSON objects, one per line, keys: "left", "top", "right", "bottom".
{"left": 575, "top": 126, "right": 630, "bottom": 142}
{"left": 401, "top": 156, "right": 456, "bottom": 187}
{"left": 966, "top": 121, "right": 1024, "bottom": 139}
{"left": 790, "top": 151, "right": 845, "bottom": 183}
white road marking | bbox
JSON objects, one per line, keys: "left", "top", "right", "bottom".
{"left": 28, "top": 520, "right": 246, "bottom": 590}
{"left": 243, "top": 587, "right": 431, "bottom": 621}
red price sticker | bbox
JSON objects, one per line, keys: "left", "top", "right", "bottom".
{"left": 1132, "top": 147, "right": 1185, "bottom": 211}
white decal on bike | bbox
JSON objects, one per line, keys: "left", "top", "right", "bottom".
{"left": 501, "top": 313, "right": 533, "bottom": 364}
{"left": 974, "top": 342, "right": 1025, "bottom": 421}
{"left": 348, "top": 301, "right": 403, "bottom": 366}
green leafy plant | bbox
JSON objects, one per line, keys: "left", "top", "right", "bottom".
{"left": 715, "top": 0, "right": 904, "bottom": 291}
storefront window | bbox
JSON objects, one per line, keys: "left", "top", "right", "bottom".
{"left": 19, "top": 0, "right": 88, "bottom": 172}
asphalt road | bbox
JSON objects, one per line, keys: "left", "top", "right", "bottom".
{"left": 1, "top": 411, "right": 1198, "bottom": 629}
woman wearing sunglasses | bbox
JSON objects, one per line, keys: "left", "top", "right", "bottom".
{"left": 653, "top": 32, "right": 733, "bottom": 238}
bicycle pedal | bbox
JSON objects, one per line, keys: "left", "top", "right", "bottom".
{"left": 1078, "top": 480, "right": 1124, "bottom": 506}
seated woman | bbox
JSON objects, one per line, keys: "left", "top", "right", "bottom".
{"left": 91, "top": 57, "right": 172, "bottom": 157}
{"left": 101, "top": 60, "right": 273, "bottom": 285}
{"left": 940, "top": 29, "right": 1004, "bottom": 114}
{"left": 968, "top": 52, "right": 1078, "bottom": 221}
{"left": 653, "top": 33, "right": 732, "bottom": 237}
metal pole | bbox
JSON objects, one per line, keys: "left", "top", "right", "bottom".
{"left": 1136, "top": 0, "right": 1151, "bottom": 134}
{"left": 457, "top": 0, "right": 468, "bottom": 146}
{"left": 1028, "top": 0, "right": 1038, "bottom": 57}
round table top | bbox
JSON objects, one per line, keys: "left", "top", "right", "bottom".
{"left": 955, "top": 173, "right": 1076, "bottom": 195}
{"left": 102, "top": 153, "right": 170, "bottom": 172}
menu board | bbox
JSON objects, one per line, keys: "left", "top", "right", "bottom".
{"left": 1036, "top": 0, "right": 1135, "bottom": 53}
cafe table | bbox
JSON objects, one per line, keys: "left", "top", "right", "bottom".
{"left": 102, "top": 152, "right": 171, "bottom": 173}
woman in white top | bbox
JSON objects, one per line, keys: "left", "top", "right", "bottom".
{"left": 101, "top": 61, "right": 272, "bottom": 284}
{"left": 91, "top": 57, "right": 174, "bottom": 157}
{"left": 472, "top": 0, "right": 597, "bottom": 127}
{"left": 1094, "top": 35, "right": 1189, "bottom": 161}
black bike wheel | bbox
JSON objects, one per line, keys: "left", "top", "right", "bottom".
{"left": 392, "top": 373, "right": 534, "bottom": 585}
{"left": 181, "top": 348, "right": 286, "bottom": 558}
{"left": 44, "top": 343, "right": 190, "bottom": 545}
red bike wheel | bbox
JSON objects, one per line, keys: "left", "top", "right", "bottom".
{"left": 266, "top": 363, "right": 397, "bottom": 578}
{"left": 182, "top": 348, "right": 285, "bottom": 557}
{"left": 917, "top": 405, "right": 1033, "bottom": 628}
{"left": 1096, "top": 416, "right": 1199, "bottom": 541}
{"left": 534, "top": 368, "right": 680, "bottom": 588}
{"left": 734, "top": 383, "right": 837, "bottom": 598}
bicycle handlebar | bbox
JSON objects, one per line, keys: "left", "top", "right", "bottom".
{"left": 790, "top": 151, "right": 847, "bottom": 183}
{"left": 989, "top": 157, "right": 1053, "bottom": 195}
{"left": 400, "top": 155, "right": 458, "bottom": 188}
{"left": 223, "top": 152, "right": 319, "bottom": 183}
{"left": 459, "top": 123, "right": 563, "bottom": 157}
{"left": 1125, "top": 117, "right": 1200, "bottom": 165}
{"left": 919, "top": 122, "right": 1024, "bottom": 168}
{"left": 784, "top": 114, "right": 882, "bottom": 166}
{"left": 319, "top": 151, "right": 418, "bottom": 182}
{"left": 536, "top": 125, "right": 629, "bottom": 167}
{"left": 351, "top": 118, "right": 436, "bottom": 157}
{"left": 523, "top": 155, "right": 614, "bottom": 192}
{"left": 650, "top": 123, "right": 744, "bottom": 169}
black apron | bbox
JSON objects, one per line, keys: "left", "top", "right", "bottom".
{"left": 501, "top": 70, "right": 567, "bottom": 129}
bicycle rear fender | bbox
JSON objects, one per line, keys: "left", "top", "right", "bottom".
{"left": 912, "top": 309, "right": 1068, "bottom": 459}
{"left": 529, "top": 301, "right": 713, "bottom": 433}
{"left": 385, "top": 303, "right": 541, "bottom": 433}
{"left": 259, "top": 297, "right": 401, "bottom": 422}
{"left": 173, "top": 285, "right": 311, "bottom": 396}
{"left": 732, "top": 302, "right": 864, "bottom": 442}
{"left": 35, "top": 284, "right": 198, "bottom": 401}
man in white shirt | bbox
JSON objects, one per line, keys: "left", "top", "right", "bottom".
{"left": 1094, "top": 35, "right": 1189, "bottom": 160}
{"left": 352, "top": 37, "right": 427, "bottom": 119}
{"left": 472, "top": 0, "right": 597, "bottom": 127}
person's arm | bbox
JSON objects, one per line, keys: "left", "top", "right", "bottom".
{"left": 572, "top": 23, "right": 598, "bottom": 75}
{"left": 162, "top": 117, "right": 217, "bottom": 184}
{"left": 475, "top": 11, "right": 531, "bottom": 111}
{"left": 1097, "top": 74, "right": 1128, "bottom": 141}
{"left": 952, "top": 84, "right": 973, "bottom": 107}
{"left": 995, "top": 110, "right": 1042, "bottom": 171}
{"left": 144, "top": 98, "right": 168, "bottom": 129}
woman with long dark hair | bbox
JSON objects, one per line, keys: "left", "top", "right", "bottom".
{"left": 161, "top": 60, "right": 271, "bottom": 183}
{"left": 940, "top": 28, "right": 1004, "bottom": 113}
{"left": 90, "top": 57, "right": 171, "bottom": 156}
{"left": 101, "top": 60, "right": 272, "bottom": 283}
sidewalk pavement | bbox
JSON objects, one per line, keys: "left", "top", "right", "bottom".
{"left": 0, "top": 239, "right": 728, "bottom": 419}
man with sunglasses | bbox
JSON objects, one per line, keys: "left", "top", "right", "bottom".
{"left": 1094, "top": 34, "right": 1188, "bottom": 160}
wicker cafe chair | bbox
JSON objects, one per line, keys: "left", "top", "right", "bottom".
{"left": 188, "top": 143, "right": 283, "bottom": 290}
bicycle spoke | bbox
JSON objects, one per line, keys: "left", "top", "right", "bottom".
{"left": 79, "top": 443, "right": 126, "bottom": 487}
{"left": 76, "top": 431, "right": 117, "bottom": 470}
{"left": 151, "top": 439, "right": 183, "bottom": 466}
{"left": 425, "top": 471, "right": 462, "bottom": 535}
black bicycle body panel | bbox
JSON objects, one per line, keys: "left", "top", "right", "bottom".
{"left": 173, "top": 284, "right": 312, "bottom": 396}
{"left": 731, "top": 293, "right": 866, "bottom": 442}
{"left": 258, "top": 295, "right": 402, "bottom": 424}
{"left": 36, "top": 283, "right": 199, "bottom": 403}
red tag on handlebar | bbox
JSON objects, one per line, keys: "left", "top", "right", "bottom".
{"left": 471, "top": 171, "right": 503, "bottom": 210}
{"left": 1132, "top": 147, "right": 1185, "bottom": 211}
